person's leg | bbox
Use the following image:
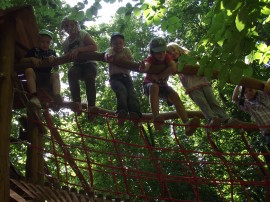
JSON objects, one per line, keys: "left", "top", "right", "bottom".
{"left": 123, "top": 76, "right": 141, "bottom": 125}
{"left": 25, "top": 68, "right": 41, "bottom": 108}
{"left": 168, "top": 91, "right": 188, "bottom": 122}
{"left": 110, "top": 75, "right": 129, "bottom": 126}
{"left": 168, "top": 89, "right": 199, "bottom": 136}
{"left": 189, "top": 88, "right": 216, "bottom": 120}
{"left": 110, "top": 76, "right": 128, "bottom": 112}
{"left": 83, "top": 63, "right": 97, "bottom": 107}
{"left": 68, "top": 65, "right": 82, "bottom": 114}
{"left": 25, "top": 68, "right": 37, "bottom": 95}
{"left": 124, "top": 77, "right": 141, "bottom": 116}
{"left": 68, "top": 65, "right": 81, "bottom": 102}
{"left": 149, "top": 83, "right": 160, "bottom": 118}
{"left": 50, "top": 72, "right": 61, "bottom": 97}
{"left": 202, "top": 86, "right": 229, "bottom": 121}
{"left": 50, "top": 72, "right": 62, "bottom": 111}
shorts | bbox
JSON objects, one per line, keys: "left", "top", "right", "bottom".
{"left": 143, "top": 83, "right": 175, "bottom": 106}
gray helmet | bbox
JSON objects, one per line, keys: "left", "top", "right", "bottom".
{"left": 149, "top": 37, "right": 167, "bottom": 52}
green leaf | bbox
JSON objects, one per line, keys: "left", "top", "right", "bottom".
{"left": 168, "top": 16, "right": 179, "bottom": 24}
{"left": 117, "top": 7, "right": 126, "bottom": 15}
{"left": 243, "top": 65, "right": 253, "bottom": 77}
{"left": 85, "top": 8, "right": 93, "bottom": 19}
{"left": 161, "top": 20, "right": 168, "bottom": 31}
{"left": 153, "top": 14, "right": 161, "bottom": 26}
{"left": 253, "top": 52, "right": 263, "bottom": 60}
{"left": 143, "top": 8, "right": 151, "bottom": 18}
{"left": 133, "top": 7, "right": 141, "bottom": 17}
{"left": 75, "top": 11, "right": 85, "bottom": 21}
{"left": 230, "top": 64, "right": 243, "bottom": 84}
{"left": 93, "top": 2, "right": 102, "bottom": 9}
{"left": 77, "top": 2, "right": 85, "bottom": 10}
{"left": 235, "top": 13, "right": 245, "bottom": 32}
{"left": 257, "top": 43, "right": 268, "bottom": 52}
{"left": 261, "top": 6, "right": 270, "bottom": 15}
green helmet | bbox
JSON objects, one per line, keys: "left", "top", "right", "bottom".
{"left": 38, "top": 29, "right": 54, "bottom": 39}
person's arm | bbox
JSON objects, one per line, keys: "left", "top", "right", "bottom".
{"left": 69, "top": 31, "right": 98, "bottom": 60}
{"left": 104, "top": 48, "right": 114, "bottom": 63}
{"left": 82, "top": 34, "right": 98, "bottom": 52}
{"left": 139, "top": 61, "right": 151, "bottom": 73}
{"left": 155, "top": 60, "right": 176, "bottom": 80}
{"left": 232, "top": 85, "right": 241, "bottom": 104}
{"left": 264, "top": 78, "right": 270, "bottom": 93}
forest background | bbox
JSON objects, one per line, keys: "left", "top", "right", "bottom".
{"left": 1, "top": 0, "right": 270, "bottom": 201}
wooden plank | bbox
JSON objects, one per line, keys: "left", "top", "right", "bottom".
{"left": 59, "top": 190, "right": 73, "bottom": 202}
{"left": 54, "top": 189, "right": 70, "bottom": 202}
{"left": 10, "top": 189, "right": 26, "bottom": 202}
{"left": 36, "top": 185, "right": 57, "bottom": 201}
{"left": 19, "top": 181, "right": 43, "bottom": 200}
{"left": 70, "top": 192, "right": 80, "bottom": 202}
{"left": 10, "top": 179, "right": 37, "bottom": 199}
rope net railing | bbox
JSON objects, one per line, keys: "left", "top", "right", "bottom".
{"left": 15, "top": 106, "right": 270, "bottom": 201}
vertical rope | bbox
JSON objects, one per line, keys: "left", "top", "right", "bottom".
{"left": 172, "top": 123, "right": 200, "bottom": 201}
{"left": 43, "top": 108, "right": 61, "bottom": 181}
{"left": 74, "top": 113, "right": 94, "bottom": 187}
{"left": 138, "top": 125, "right": 171, "bottom": 200}
{"left": 106, "top": 116, "right": 130, "bottom": 196}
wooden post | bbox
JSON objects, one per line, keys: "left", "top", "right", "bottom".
{"left": 25, "top": 120, "right": 44, "bottom": 185}
{"left": 0, "top": 16, "right": 15, "bottom": 201}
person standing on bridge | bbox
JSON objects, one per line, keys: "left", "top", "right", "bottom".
{"left": 61, "top": 16, "right": 98, "bottom": 121}
{"left": 104, "top": 32, "right": 142, "bottom": 126}
{"left": 167, "top": 42, "right": 238, "bottom": 131}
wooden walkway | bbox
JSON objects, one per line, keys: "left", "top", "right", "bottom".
{"left": 10, "top": 178, "right": 131, "bottom": 202}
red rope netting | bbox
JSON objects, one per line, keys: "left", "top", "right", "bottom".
{"left": 25, "top": 108, "right": 270, "bottom": 201}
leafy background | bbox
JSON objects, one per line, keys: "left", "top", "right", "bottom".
{"left": 3, "top": 0, "right": 270, "bottom": 200}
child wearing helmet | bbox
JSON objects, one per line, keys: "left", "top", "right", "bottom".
{"left": 61, "top": 16, "right": 98, "bottom": 121}
{"left": 139, "top": 37, "right": 199, "bottom": 135}
{"left": 104, "top": 32, "right": 142, "bottom": 126}
{"left": 167, "top": 42, "right": 238, "bottom": 131}
{"left": 22, "top": 29, "right": 62, "bottom": 111}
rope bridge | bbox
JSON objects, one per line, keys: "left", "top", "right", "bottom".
{"left": 13, "top": 105, "right": 270, "bottom": 202}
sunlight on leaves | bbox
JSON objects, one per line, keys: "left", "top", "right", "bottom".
{"left": 235, "top": 13, "right": 245, "bottom": 32}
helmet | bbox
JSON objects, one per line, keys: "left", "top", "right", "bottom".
{"left": 110, "top": 32, "right": 124, "bottom": 43}
{"left": 39, "top": 29, "right": 54, "bottom": 39}
{"left": 149, "top": 37, "right": 167, "bottom": 52}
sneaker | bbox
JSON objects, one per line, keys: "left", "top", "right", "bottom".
{"left": 29, "top": 97, "right": 42, "bottom": 109}
{"left": 129, "top": 112, "right": 141, "bottom": 127}
{"left": 208, "top": 117, "right": 222, "bottom": 132}
{"left": 117, "top": 110, "right": 128, "bottom": 127}
{"left": 87, "top": 106, "right": 99, "bottom": 122}
{"left": 153, "top": 115, "right": 164, "bottom": 131}
{"left": 72, "top": 102, "right": 82, "bottom": 116}
{"left": 51, "top": 94, "right": 63, "bottom": 112}
{"left": 185, "top": 117, "right": 200, "bottom": 136}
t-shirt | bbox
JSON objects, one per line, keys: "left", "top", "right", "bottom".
{"left": 62, "top": 30, "right": 96, "bottom": 65}
{"left": 143, "top": 53, "right": 173, "bottom": 84}
{"left": 105, "top": 47, "right": 133, "bottom": 77}
{"left": 25, "top": 47, "right": 56, "bottom": 74}
{"left": 238, "top": 91, "right": 270, "bottom": 133}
